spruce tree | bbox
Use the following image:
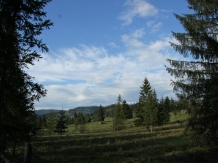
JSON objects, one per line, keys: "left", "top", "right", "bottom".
{"left": 0, "top": 0, "right": 53, "bottom": 151}
{"left": 122, "top": 100, "right": 132, "bottom": 119}
{"left": 42, "top": 115, "right": 47, "bottom": 128}
{"left": 157, "top": 96, "right": 171, "bottom": 126}
{"left": 166, "top": 0, "right": 218, "bottom": 145}
{"left": 157, "top": 97, "right": 165, "bottom": 126}
{"left": 113, "top": 94, "right": 125, "bottom": 130}
{"left": 134, "top": 77, "right": 152, "bottom": 126}
{"left": 55, "top": 110, "right": 67, "bottom": 135}
{"left": 74, "top": 111, "right": 78, "bottom": 125}
{"left": 143, "top": 89, "right": 158, "bottom": 132}
{"left": 77, "top": 112, "right": 86, "bottom": 133}
{"left": 47, "top": 112, "right": 57, "bottom": 137}
{"left": 163, "top": 96, "right": 171, "bottom": 123}
{"left": 96, "top": 105, "right": 105, "bottom": 122}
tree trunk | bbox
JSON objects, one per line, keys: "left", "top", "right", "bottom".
{"left": 150, "top": 124, "right": 153, "bottom": 133}
{"left": 24, "top": 143, "right": 32, "bottom": 163}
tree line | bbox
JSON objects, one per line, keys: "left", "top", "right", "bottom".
{"left": 36, "top": 75, "right": 192, "bottom": 134}
{"left": 1, "top": 0, "right": 218, "bottom": 159}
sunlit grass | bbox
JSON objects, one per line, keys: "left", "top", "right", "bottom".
{"left": 8, "top": 112, "right": 218, "bottom": 163}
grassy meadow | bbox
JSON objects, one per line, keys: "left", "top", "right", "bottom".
{"left": 7, "top": 111, "right": 218, "bottom": 163}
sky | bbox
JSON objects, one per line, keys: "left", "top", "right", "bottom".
{"left": 27, "top": 0, "right": 192, "bottom": 110}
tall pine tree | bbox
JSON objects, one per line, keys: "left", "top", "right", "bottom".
{"left": 143, "top": 89, "right": 158, "bottom": 132}
{"left": 166, "top": 0, "right": 218, "bottom": 145}
{"left": 0, "top": 0, "right": 53, "bottom": 152}
{"left": 122, "top": 100, "right": 132, "bottom": 120}
{"left": 134, "top": 77, "right": 152, "bottom": 126}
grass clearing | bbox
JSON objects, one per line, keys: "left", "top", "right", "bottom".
{"left": 6, "top": 113, "right": 218, "bottom": 163}
{"left": 7, "top": 122, "right": 218, "bottom": 163}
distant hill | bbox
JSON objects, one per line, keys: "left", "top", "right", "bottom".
{"left": 35, "top": 103, "right": 137, "bottom": 117}
{"left": 35, "top": 106, "right": 99, "bottom": 116}
{"left": 68, "top": 106, "right": 99, "bottom": 115}
{"left": 35, "top": 109, "right": 61, "bottom": 115}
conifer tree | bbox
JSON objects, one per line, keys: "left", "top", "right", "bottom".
{"left": 55, "top": 110, "right": 67, "bottom": 135}
{"left": 143, "top": 90, "right": 158, "bottom": 132}
{"left": 122, "top": 100, "right": 132, "bottom": 119}
{"left": 113, "top": 94, "right": 125, "bottom": 130}
{"left": 96, "top": 105, "right": 105, "bottom": 122}
{"left": 76, "top": 112, "right": 86, "bottom": 133}
{"left": 166, "top": 0, "right": 218, "bottom": 144}
{"left": 74, "top": 111, "right": 78, "bottom": 125}
{"left": 157, "top": 97, "right": 165, "bottom": 126}
{"left": 163, "top": 96, "right": 171, "bottom": 123}
{"left": 47, "top": 112, "right": 57, "bottom": 137}
{"left": 134, "top": 77, "right": 152, "bottom": 126}
{"left": 78, "top": 112, "right": 86, "bottom": 125}
{"left": 42, "top": 115, "right": 47, "bottom": 128}
{"left": 157, "top": 96, "right": 171, "bottom": 126}
{"left": 0, "top": 0, "right": 53, "bottom": 151}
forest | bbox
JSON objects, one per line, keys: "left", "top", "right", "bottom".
{"left": 1, "top": 0, "right": 218, "bottom": 163}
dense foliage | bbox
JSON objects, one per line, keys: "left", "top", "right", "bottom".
{"left": 113, "top": 94, "right": 125, "bottom": 130}
{"left": 166, "top": 0, "right": 218, "bottom": 145}
{"left": 55, "top": 110, "right": 67, "bottom": 134}
{"left": 0, "top": 0, "right": 53, "bottom": 152}
{"left": 96, "top": 105, "right": 105, "bottom": 122}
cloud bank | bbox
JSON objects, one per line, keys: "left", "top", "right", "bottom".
{"left": 119, "top": 0, "right": 158, "bottom": 25}
{"left": 28, "top": 28, "right": 179, "bottom": 109}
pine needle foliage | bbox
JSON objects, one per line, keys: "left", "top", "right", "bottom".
{"left": 113, "top": 94, "right": 125, "bottom": 130}
{"left": 0, "top": 0, "right": 53, "bottom": 152}
{"left": 134, "top": 77, "right": 152, "bottom": 126}
{"left": 166, "top": 0, "right": 218, "bottom": 145}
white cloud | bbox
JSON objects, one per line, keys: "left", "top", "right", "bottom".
{"left": 28, "top": 29, "right": 180, "bottom": 109}
{"left": 147, "top": 21, "right": 154, "bottom": 27}
{"left": 119, "top": 0, "right": 158, "bottom": 25}
{"left": 108, "top": 42, "right": 120, "bottom": 48}
{"left": 152, "top": 22, "right": 162, "bottom": 32}
{"left": 121, "top": 28, "right": 145, "bottom": 48}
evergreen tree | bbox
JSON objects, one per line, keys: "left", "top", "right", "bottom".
{"left": 55, "top": 110, "right": 67, "bottom": 135}
{"left": 170, "top": 98, "right": 176, "bottom": 113}
{"left": 157, "top": 96, "right": 171, "bottom": 126}
{"left": 113, "top": 94, "right": 125, "bottom": 130}
{"left": 77, "top": 112, "right": 86, "bottom": 125}
{"left": 47, "top": 112, "right": 57, "bottom": 137}
{"left": 74, "top": 111, "right": 78, "bottom": 125}
{"left": 157, "top": 97, "right": 165, "bottom": 126}
{"left": 122, "top": 100, "right": 132, "bottom": 119}
{"left": 0, "top": 0, "right": 52, "bottom": 152}
{"left": 96, "top": 105, "right": 105, "bottom": 122}
{"left": 42, "top": 115, "right": 47, "bottom": 128}
{"left": 163, "top": 96, "right": 171, "bottom": 123}
{"left": 134, "top": 77, "right": 152, "bottom": 126}
{"left": 143, "top": 90, "right": 158, "bottom": 132}
{"left": 37, "top": 117, "right": 43, "bottom": 128}
{"left": 85, "top": 115, "right": 91, "bottom": 123}
{"left": 166, "top": 0, "right": 218, "bottom": 145}
{"left": 77, "top": 112, "right": 86, "bottom": 133}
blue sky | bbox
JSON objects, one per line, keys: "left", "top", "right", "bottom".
{"left": 27, "top": 0, "right": 192, "bottom": 109}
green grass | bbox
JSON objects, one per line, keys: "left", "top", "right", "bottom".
{"left": 170, "top": 110, "right": 188, "bottom": 123}
{"left": 6, "top": 113, "right": 218, "bottom": 163}
{"left": 8, "top": 126, "right": 218, "bottom": 163}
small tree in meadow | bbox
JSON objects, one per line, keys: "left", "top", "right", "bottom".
{"left": 55, "top": 110, "right": 67, "bottom": 135}
{"left": 113, "top": 94, "right": 125, "bottom": 130}
{"left": 47, "top": 112, "right": 57, "bottom": 137}
{"left": 96, "top": 105, "right": 105, "bottom": 123}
